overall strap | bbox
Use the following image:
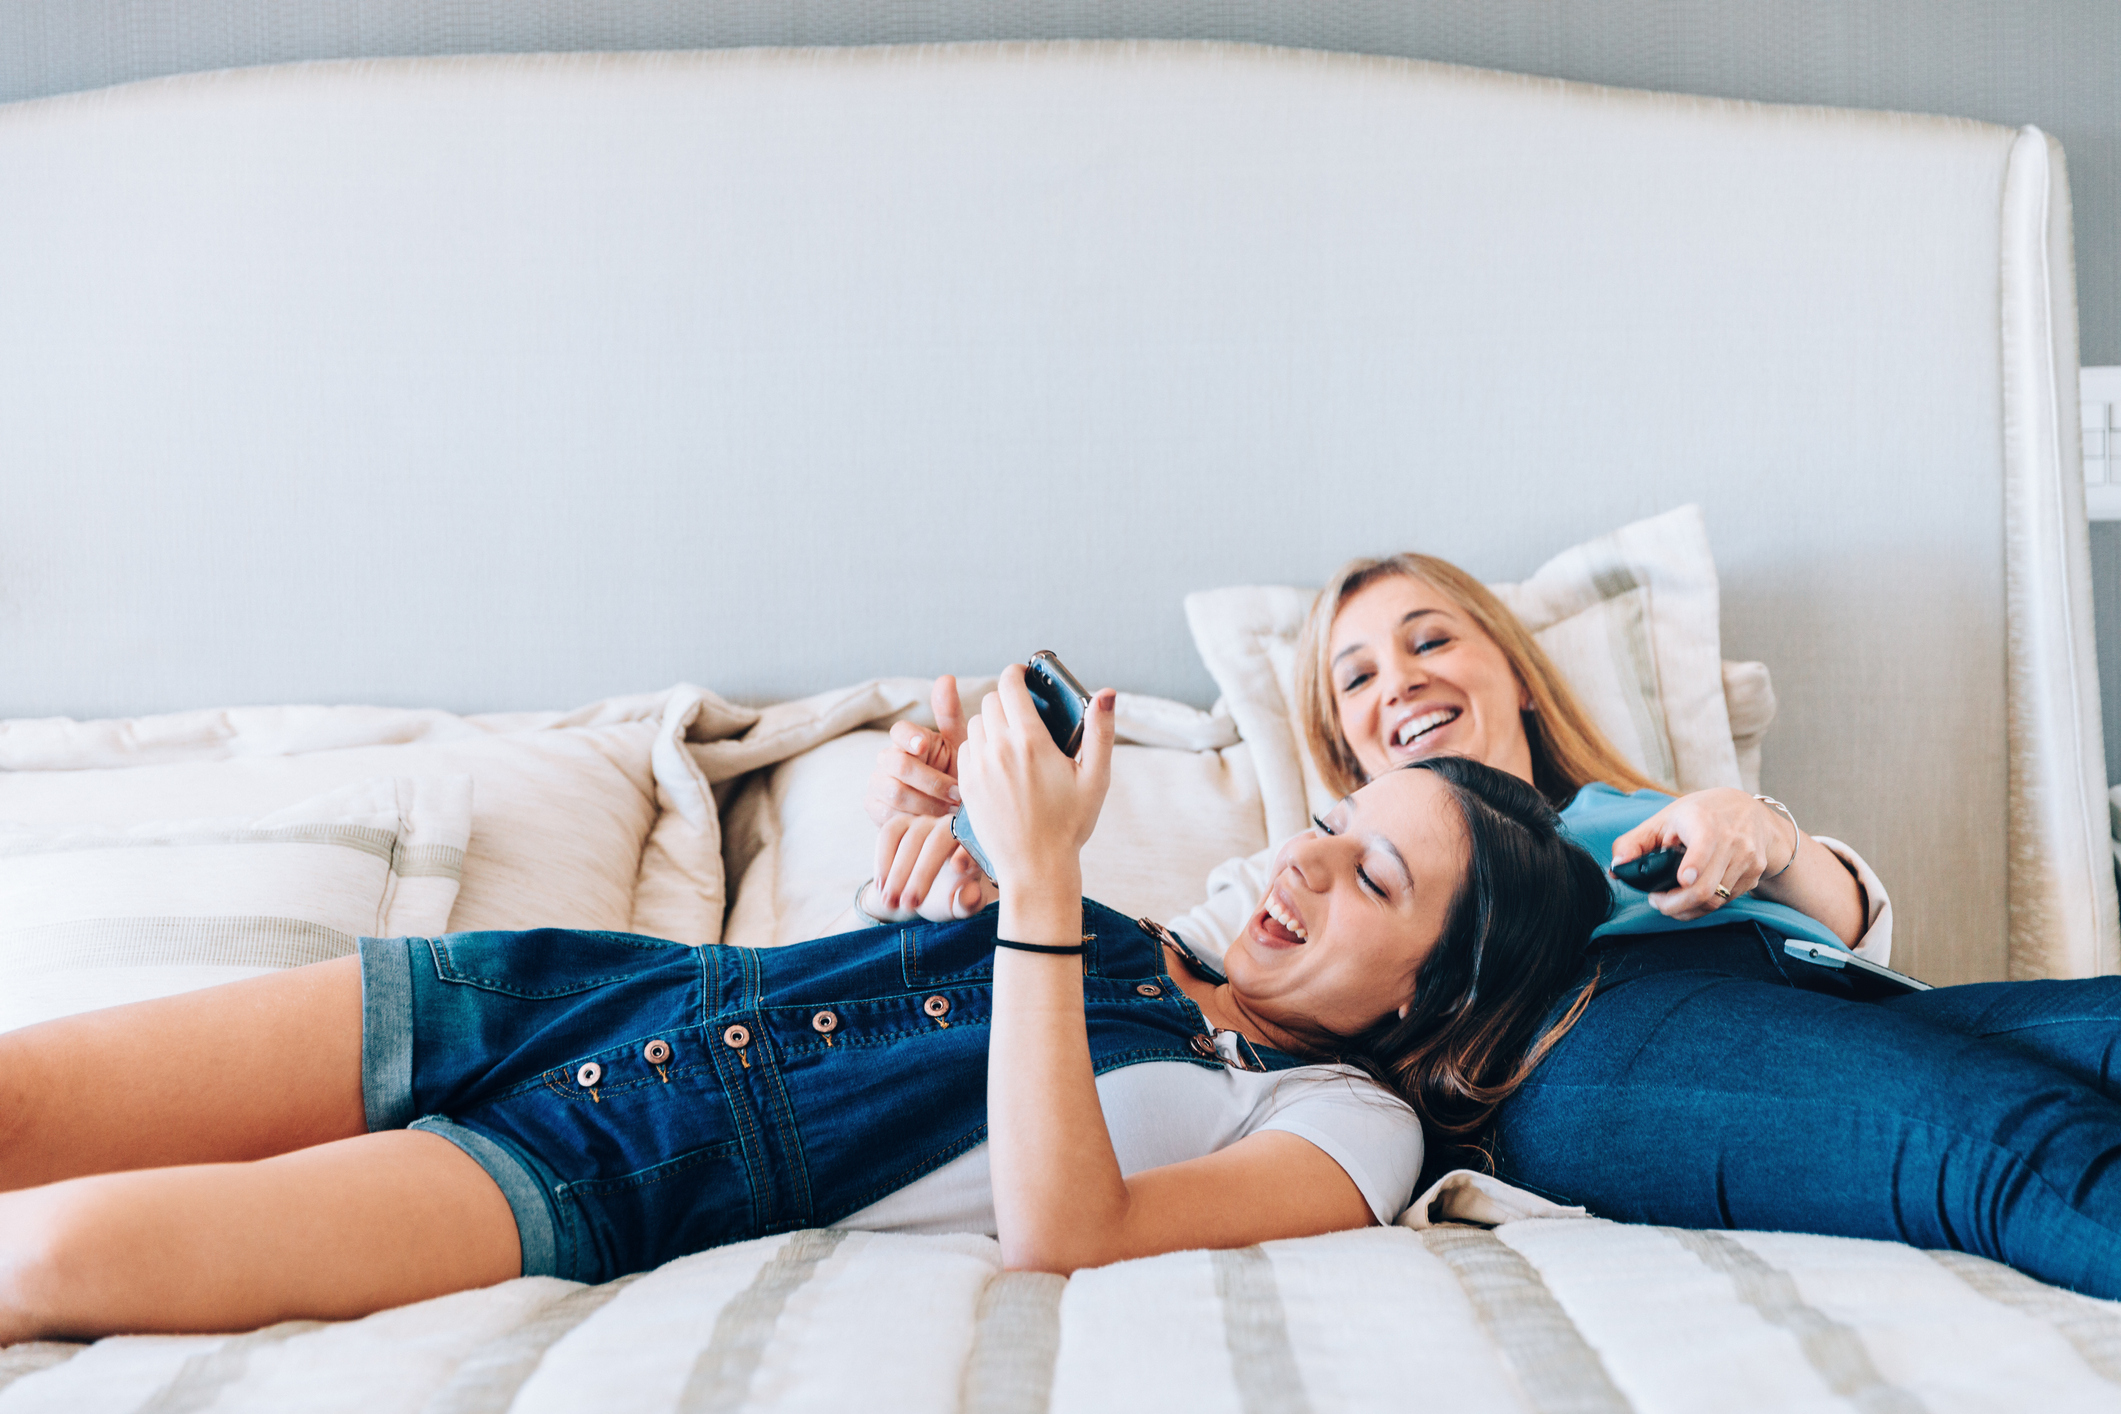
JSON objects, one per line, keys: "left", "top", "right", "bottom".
{"left": 1138, "top": 916, "right": 1227, "bottom": 985}
{"left": 1120, "top": 916, "right": 1316, "bottom": 1075}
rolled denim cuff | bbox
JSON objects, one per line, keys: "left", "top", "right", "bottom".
{"left": 358, "top": 935, "right": 416, "bottom": 1132}
{"left": 409, "top": 1116, "right": 563, "bottom": 1279}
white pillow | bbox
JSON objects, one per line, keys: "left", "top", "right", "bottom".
{"left": 721, "top": 707, "right": 1268, "bottom": 949}
{"left": 0, "top": 777, "right": 468, "bottom": 1032}
{"left": 1184, "top": 505, "right": 1774, "bottom": 842}
{"left": 0, "top": 687, "right": 725, "bottom": 944}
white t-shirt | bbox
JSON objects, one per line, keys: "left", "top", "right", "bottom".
{"left": 833, "top": 1030, "right": 1424, "bottom": 1234}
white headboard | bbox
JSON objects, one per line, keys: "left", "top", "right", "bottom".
{"left": 0, "top": 41, "right": 2108, "bottom": 984}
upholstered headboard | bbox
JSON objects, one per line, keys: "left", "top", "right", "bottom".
{"left": 0, "top": 41, "right": 2108, "bottom": 985}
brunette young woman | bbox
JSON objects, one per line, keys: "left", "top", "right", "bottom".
{"left": 0, "top": 668, "right": 1612, "bottom": 1342}
{"left": 870, "top": 560, "right": 2121, "bottom": 1300}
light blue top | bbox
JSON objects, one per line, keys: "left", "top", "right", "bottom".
{"left": 1560, "top": 783, "right": 1852, "bottom": 953}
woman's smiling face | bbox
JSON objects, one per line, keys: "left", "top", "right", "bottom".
{"left": 1327, "top": 573, "right": 1535, "bottom": 787}
{"left": 1223, "top": 766, "right": 1468, "bottom": 1038}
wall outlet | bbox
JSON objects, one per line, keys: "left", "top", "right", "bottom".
{"left": 2087, "top": 366, "right": 2121, "bottom": 519}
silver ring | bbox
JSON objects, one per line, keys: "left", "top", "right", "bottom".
{"left": 1713, "top": 884, "right": 1733, "bottom": 900}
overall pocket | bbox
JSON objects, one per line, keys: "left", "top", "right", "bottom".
{"left": 560, "top": 1141, "right": 759, "bottom": 1281}
{"left": 427, "top": 927, "right": 689, "bottom": 999}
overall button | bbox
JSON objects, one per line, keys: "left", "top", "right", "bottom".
{"left": 722, "top": 1024, "right": 751, "bottom": 1049}
{"left": 1135, "top": 983, "right": 1162, "bottom": 997}
{"left": 1189, "top": 1034, "right": 1218, "bottom": 1060}
{"left": 811, "top": 1010, "right": 840, "bottom": 1034}
{"left": 641, "top": 1039, "right": 673, "bottom": 1066}
{"left": 575, "top": 1061, "right": 603, "bottom": 1088}
{"left": 922, "top": 995, "right": 951, "bottom": 1019}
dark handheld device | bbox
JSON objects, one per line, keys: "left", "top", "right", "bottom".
{"left": 951, "top": 651, "right": 1092, "bottom": 879}
{"left": 1781, "top": 939, "right": 1930, "bottom": 997}
{"left": 1611, "top": 848, "right": 1685, "bottom": 892}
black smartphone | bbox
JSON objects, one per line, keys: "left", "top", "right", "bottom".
{"left": 950, "top": 651, "right": 1092, "bottom": 879}
{"left": 1782, "top": 939, "right": 1931, "bottom": 996}
{"left": 1023, "top": 650, "right": 1092, "bottom": 756}
{"left": 1611, "top": 848, "right": 1685, "bottom": 892}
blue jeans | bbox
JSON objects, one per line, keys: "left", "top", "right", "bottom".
{"left": 1491, "top": 923, "right": 2121, "bottom": 1298}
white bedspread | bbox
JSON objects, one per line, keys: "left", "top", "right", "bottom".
{"left": 7, "top": 1220, "right": 2120, "bottom": 1412}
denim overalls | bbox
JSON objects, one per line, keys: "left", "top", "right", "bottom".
{"left": 358, "top": 899, "right": 1306, "bottom": 1284}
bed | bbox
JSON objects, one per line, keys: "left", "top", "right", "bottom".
{"left": 4, "top": 39, "right": 2118, "bottom": 1411}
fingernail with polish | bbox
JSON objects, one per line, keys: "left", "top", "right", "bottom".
{"left": 947, "top": 785, "right": 961, "bottom": 803}
{"left": 1679, "top": 868, "right": 1697, "bottom": 886}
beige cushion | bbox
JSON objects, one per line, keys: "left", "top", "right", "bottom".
{"left": 721, "top": 707, "right": 1267, "bottom": 950}
{"left": 0, "top": 777, "right": 468, "bottom": 1031}
{"left": 1184, "top": 506, "right": 1774, "bottom": 841}
{"left": 0, "top": 687, "right": 725, "bottom": 944}
{"left": 1722, "top": 659, "right": 1778, "bottom": 796}
{"left": 1491, "top": 505, "right": 1743, "bottom": 791}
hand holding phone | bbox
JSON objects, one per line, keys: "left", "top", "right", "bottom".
{"left": 1611, "top": 848, "right": 1685, "bottom": 893}
{"left": 951, "top": 652, "right": 1093, "bottom": 879}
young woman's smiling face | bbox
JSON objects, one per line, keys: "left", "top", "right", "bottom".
{"left": 1327, "top": 574, "right": 1535, "bottom": 787}
{"left": 1221, "top": 767, "right": 1468, "bottom": 1040}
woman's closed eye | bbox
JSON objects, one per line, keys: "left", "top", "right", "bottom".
{"left": 1336, "top": 637, "right": 1450, "bottom": 695}
{"left": 1313, "top": 814, "right": 1390, "bottom": 900}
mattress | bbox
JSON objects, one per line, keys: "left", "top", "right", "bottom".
{"left": 7, "top": 1219, "right": 2119, "bottom": 1412}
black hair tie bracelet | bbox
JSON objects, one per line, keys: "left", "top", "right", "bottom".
{"left": 994, "top": 938, "right": 1090, "bottom": 955}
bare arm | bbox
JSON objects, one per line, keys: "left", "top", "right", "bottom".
{"left": 964, "top": 668, "right": 1374, "bottom": 1274}
{"left": 1752, "top": 827, "right": 1867, "bottom": 945}
{"left": 989, "top": 872, "right": 1372, "bottom": 1272}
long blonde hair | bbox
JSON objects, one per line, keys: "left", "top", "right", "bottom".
{"left": 1294, "top": 553, "right": 1660, "bottom": 807}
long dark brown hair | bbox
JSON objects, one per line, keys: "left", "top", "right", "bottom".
{"left": 1327, "top": 755, "right": 1611, "bottom": 1163}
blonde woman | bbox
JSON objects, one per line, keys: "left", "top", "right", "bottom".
{"left": 870, "top": 557, "right": 2121, "bottom": 1299}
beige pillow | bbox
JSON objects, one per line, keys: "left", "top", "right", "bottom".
{"left": 1722, "top": 659, "right": 1777, "bottom": 797}
{"left": 0, "top": 777, "right": 468, "bottom": 1031}
{"left": 721, "top": 701, "right": 1268, "bottom": 949}
{"left": 1184, "top": 505, "right": 1774, "bottom": 842}
{"left": 0, "top": 687, "right": 726, "bottom": 944}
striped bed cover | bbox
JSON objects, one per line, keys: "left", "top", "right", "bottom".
{"left": 4, "top": 1219, "right": 2119, "bottom": 1412}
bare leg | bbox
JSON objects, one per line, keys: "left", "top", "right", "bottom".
{"left": 0, "top": 957, "right": 366, "bottom": 1191}
{"left": 0, "top": 1129, "right": 519, "bottom": 1342}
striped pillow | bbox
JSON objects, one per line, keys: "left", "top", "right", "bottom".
{"left": 0, "top": 775, "right": 470, "bottom": 1032}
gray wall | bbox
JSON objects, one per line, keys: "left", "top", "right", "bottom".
{"left": 6, "top": 1, "right": 2118, "bottom": 365}
{"left": 10, "top": 0, "right": 2121, "bottom": 780}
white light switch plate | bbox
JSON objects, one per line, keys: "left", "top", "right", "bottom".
{"left": 2085, "top": 366, "right": 2121, "bottom": 520}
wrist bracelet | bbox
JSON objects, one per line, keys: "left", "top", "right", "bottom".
{"left": 993, "top": 937, "right": 1090, "bottom": 955}
{"left": 1753, "top": 795, "right": 1800, "bottom": 880}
